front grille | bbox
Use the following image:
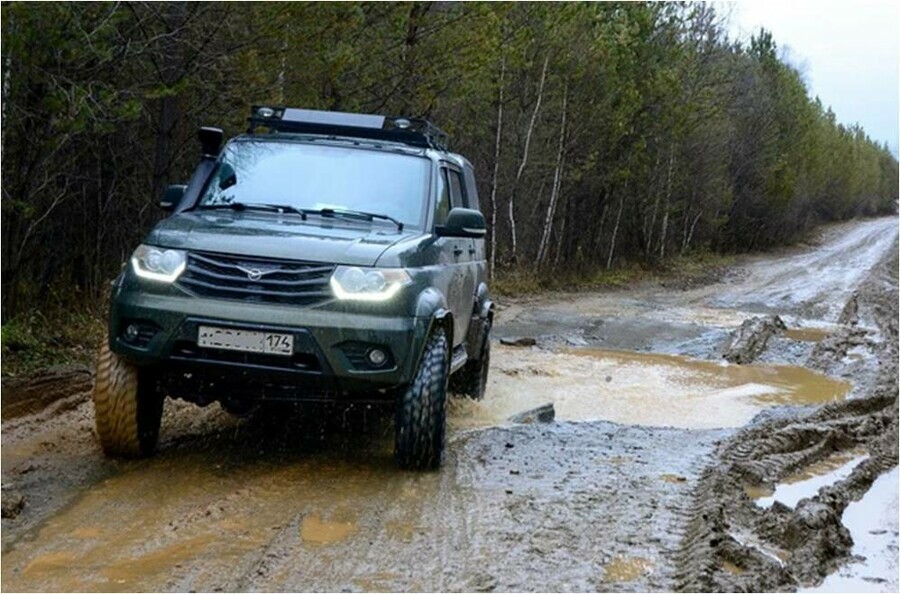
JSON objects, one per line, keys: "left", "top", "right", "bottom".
{"left": 176, "top": 252, "right": 334, "bottom": 305}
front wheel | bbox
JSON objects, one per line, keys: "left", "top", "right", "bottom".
{"left": 395, "top": 327, "right": 450, "bottom": 470}
{"left": 92, "top": 341, "right": 164, "bottom": 458}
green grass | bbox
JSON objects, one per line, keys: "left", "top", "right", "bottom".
{"left": 659, "top": 250, "right": 736, "bottom": 276}
{"left": 1, "top": 307, "right": 105, "bottom": 377}
{"left": 492, "top": 262, "right": 653, "bottom": 297}
{"left": 493, "top": 250, "right": 736, "bottom": 298}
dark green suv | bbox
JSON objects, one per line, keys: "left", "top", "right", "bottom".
{"left": 93, "top": 107, "right": 493, "bottom": 470}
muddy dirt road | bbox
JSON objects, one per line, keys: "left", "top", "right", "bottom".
{"left": 2, "top": 217, "right": 897, "bottom": 592}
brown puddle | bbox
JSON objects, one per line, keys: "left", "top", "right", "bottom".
{"left": 603, "top": 556, "right": 654, "bottom": 582}
{"left": 451, "top": 346, "right": 852, "bottom": 430}
{"left": 743, "top": 483, "right": 775, "bottom": 500}
{"left": 722, "top": 560, "right": 746, "bottom": 575}
{"left": 101, "top": 535, "right": 216, "bottom": 586}
{"left": 780, "top": 448, "right": 867, "bottom": 484}
{"left": 300, "top": 513, "right": 358, "bottom": 545}
{"left": 784, "top": 327, "right": 832, "bottom": 342}
{"left": 21, "top": 551, "right": 78, "bottom": 578}
{"left": 749, "top": 448, "right": 868, "bottom": 508}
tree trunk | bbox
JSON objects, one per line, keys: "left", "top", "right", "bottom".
{"left": 537, "top": 81, "right": 568, "bottom": 265}
{"left": 151, "top": 3, "right": 187, "bottom": 202}
{"left": 509, "top": 54, "right": 549, "bottom": 265}
{"left": 398, "top": 2, "right": 428, "bottom": 113}
{"left": 1, "top": 13, "right": 13, "bottom": 158}
{"left": 488, "top": 55, "right": 506, "bottom": 280}
{"left": 682, "top": 212, "right": 701, "bottom": 254}
{"left": 553, "top": 195, "right": 568, "bottom": 266}
{"left": 645, "top": 149, "right": 662, "bottom": 255}
{"left": 593, "top": 199, "right": 608, "bottom": 254}
{"left": 658, "top": 145, "right": 675, "bottom": 259}
{"left": 607, "top": 194, "right": 624, "bottom": 270}
{"left": 277, "top": 33, "right": 288, "bottom": 104}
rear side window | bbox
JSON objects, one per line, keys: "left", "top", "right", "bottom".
{"left": 463, "top": 165, "right": 480, "bottom": 211}
{"left": 434, "top": 169, "right": 452, "bottom": 226}
{"left": 447, "top": 169, "right": 465, "bottom": 208}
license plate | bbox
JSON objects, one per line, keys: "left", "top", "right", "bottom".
{"left": 197, "top": 326, "right": 294, "bottom": 356}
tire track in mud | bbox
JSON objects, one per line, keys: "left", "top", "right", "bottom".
{"left": 675, "top": 239, "right": 899, "bottom": 592}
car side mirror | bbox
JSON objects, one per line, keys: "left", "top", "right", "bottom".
{"left": 198, "top": 126, "right": 224, "bottom": 159}
{"left": 159, "top": 184, "right": 187, "bottom": 211}
{"left": 218, "top": 162, "right": 237, "bottom": 190}
{"left": 435, "top": 208, "right": 486, "bottom": 238}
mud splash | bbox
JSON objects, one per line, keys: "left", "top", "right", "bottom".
{"left": 449, "top": 346, "right": 850, "bottom": 430}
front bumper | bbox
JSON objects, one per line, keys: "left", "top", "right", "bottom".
{"left": 109, "top": 286, "right": 429, "bottom": 397}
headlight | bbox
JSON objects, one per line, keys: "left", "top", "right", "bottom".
{"left": 131, "top": 245, "right": 187, "bottom": 283}
{"left": 330, "top": 266, "right": 411, "bottom": 302}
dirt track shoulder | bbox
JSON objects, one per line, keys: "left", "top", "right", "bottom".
{"left": 675, "top": 239, "right": 899, "bottom": 592}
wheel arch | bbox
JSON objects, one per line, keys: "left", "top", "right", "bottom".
{"left": 415, "top": 287, "right": 455, "bottom": 348}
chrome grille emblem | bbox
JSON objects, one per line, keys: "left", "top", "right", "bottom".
{"left": 236, "top": 265, "right": 280, "bottom": 281}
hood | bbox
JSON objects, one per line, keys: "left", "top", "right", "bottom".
{"left": 146, "top": 211, "right": 418, "bottom": 266}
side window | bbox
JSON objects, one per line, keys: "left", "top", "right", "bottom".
{"left": 463, "top": 165, "right": 480, "bottom": 211}
{"left": 447, "top": 169, "right": 465, "bottom": 208}
{"left": 434, "top": 168, "right": 451, "bottom": 226}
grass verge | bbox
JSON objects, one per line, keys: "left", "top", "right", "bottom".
{"left": 2, "top": 306, "right": 105, "bottom": 377}
{"left": 492, "top": 250, "right": 735, "bottom": 298}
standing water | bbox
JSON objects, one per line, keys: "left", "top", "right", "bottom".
{"left": 449, "top": 345, "right": 851, "bottom": 430}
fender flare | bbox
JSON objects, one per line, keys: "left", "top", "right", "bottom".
{"left": 414, "top": 287, "right": 454, "bottom": 347}
{"left": 475, "top": 282, "right": 494, "bottom": 322}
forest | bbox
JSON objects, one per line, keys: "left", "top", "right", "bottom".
{"left": 1, "top": 1, "right": 897, "bottom": 370}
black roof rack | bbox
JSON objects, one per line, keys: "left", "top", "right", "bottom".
{"left": 247, "top": 106, "right": 449, "bottom": 151}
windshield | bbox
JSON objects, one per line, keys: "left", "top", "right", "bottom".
{"left": 197, "top": 140, "right": 431, "bottom": 228}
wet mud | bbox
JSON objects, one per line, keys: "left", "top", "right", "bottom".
{"left": 675, "top": 232, "right": 899, "bottom": 592}
{"left": 2, "top": 217, "right": 897, "bottom": 592}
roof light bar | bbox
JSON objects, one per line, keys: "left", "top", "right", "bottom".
{"left": 247, "top": 106, "right": 449, "bottom": 151}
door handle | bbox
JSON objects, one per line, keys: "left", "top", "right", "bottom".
{"left": 453, "top": 247, "right": 464, "bottom": 256}
{"left": 468, "top": 247, "right": 477, "bottom": 255}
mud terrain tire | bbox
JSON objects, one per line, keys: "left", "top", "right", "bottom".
{"left": 450, "top": 318, "right": 491, "bottom": 400}
{"left": 92, "top": 341, "right": 163, "bottom": 458}
{"left": 395, "top": 327, "right": 450, "bottom": 470}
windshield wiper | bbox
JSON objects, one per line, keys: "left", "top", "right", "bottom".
{"left": 198, "top": 203, "right": 405, "bottom": 230}
{"left": 198, "top": 202, "right": 307, "bottom": 217}
{"left": 303, "top": 208, "right": 405, "bottom": 231}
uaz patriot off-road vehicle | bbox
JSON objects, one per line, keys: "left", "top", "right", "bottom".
{"left": 94, "top": 107, "right": 492, "bottom": 470}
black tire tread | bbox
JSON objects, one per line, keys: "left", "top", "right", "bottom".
{"left": 395, "top": 327, "right": 450, "bottom": 470}
{"left": 92, "top": 341, "right": 162, "bottom": 458}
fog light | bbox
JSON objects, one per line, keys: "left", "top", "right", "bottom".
{"left": 124, "top": 324, "right": 140, "bottom": 342}
{"left": 367, "top": 348, "right": 387, "bottom": 367}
